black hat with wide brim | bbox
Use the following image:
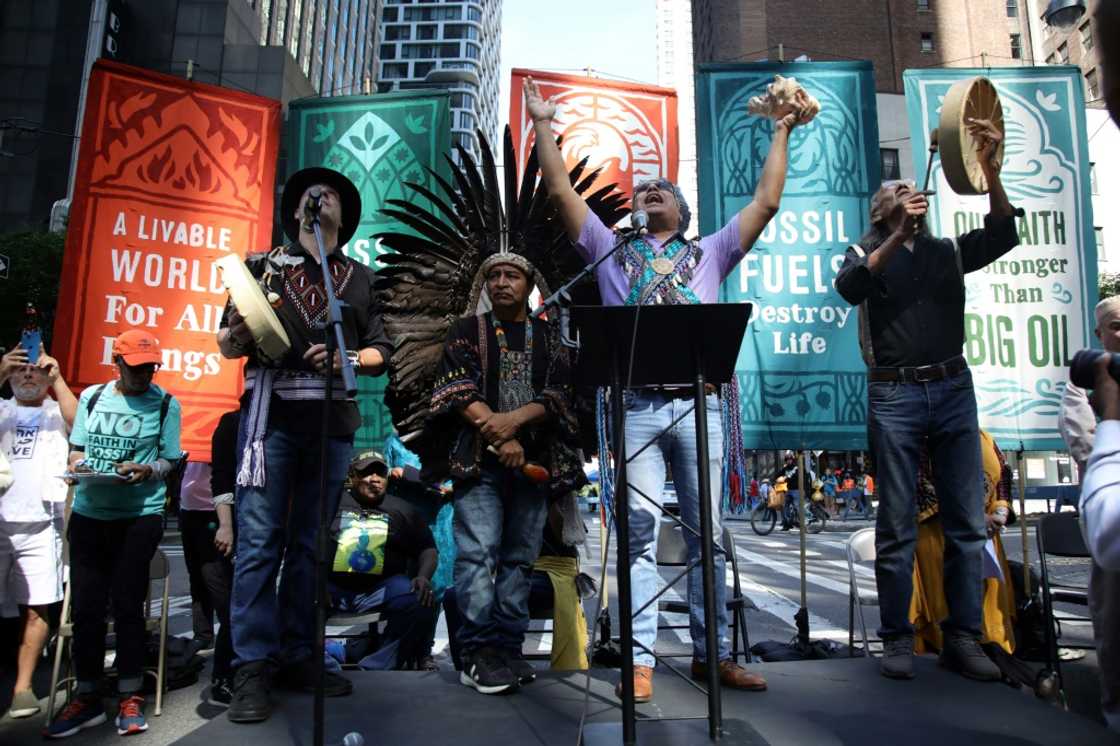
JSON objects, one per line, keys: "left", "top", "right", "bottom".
{"left": 280, "top": 167, "right": 362, "bottom": 247}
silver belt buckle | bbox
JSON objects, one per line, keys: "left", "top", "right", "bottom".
{"left": 912, "top": 364, "right": 940, "bottom": 383}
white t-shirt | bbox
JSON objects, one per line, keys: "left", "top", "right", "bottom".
{"left": 0, "top": 399, "right": 69, "bottom": 523}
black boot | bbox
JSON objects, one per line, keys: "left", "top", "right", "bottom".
{"left": 939, "top": 631, "right": 1001, "bottom": 681}
{"left": 228, "top": 661, "right": 272, "bottom": 723}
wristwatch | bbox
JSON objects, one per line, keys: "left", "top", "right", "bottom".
{"left": 347, "top": 349, "right": 361, "bottom": 367}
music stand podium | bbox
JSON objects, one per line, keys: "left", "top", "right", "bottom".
{"left": 572, "top": 304, "right": 752, "bottom": 745}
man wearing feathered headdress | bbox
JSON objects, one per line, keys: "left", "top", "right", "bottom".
{"left": 525, "top": 75, "right": 813, "bottom": 702}
{"left": 372, "top": 127, "right": 629, "bottom": 696}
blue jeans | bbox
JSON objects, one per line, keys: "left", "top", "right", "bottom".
{"left": 867, "top": 369, "right": 985, "bottom": 640}
{"left": 443, "top": 572, "right": 553, "bottom": 670}
{"left": 452, "top": 459, "right": 548, "bottom": 653}
{"left": 328, "top": 574, "right": 435, "bottom": 670}
{"left": 231, "top": 421, "right": 353, "bottom": 667}
{"left": 624, "top": 392, "right": 728, "bottom": 667}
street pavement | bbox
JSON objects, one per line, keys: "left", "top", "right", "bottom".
{"left": 0, "top": 508, "right": 1106, "bottom": 743}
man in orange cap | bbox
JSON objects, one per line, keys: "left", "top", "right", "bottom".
{"left": 45, "top": 329, "right": 182, "bottom": 739}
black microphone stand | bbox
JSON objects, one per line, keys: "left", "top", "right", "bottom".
{"left": 533, "top": 230, "right": 636, "bottom": 347}
{"left": 306, "top": 194, "right": 358, "bottom": 746}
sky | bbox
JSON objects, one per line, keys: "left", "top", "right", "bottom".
{"left": 499, "top": 0, "right": 658, "bottom": 128}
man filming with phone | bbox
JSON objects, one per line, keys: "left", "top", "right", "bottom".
{"left": 0, "top": 342, "right": 76, "bottom": 721}
{"left": 1063, "top": 296, "right": 1120, "bottom": 732}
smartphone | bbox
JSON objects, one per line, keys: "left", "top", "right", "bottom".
{"left": 20, "top": 329, "right": 41, "bottom": 364}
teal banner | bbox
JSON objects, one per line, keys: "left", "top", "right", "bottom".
{"left": 289, "top": 92, "right": 452, "bottom": 450}
{"left": 696, "top": 62, "right": 880, "bottom": 450}
{"left": 904, "top": 67, "right": 1098, "bottom": 451}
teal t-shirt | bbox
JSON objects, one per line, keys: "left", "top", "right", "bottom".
{"left": 69, "top": 383, "right": 182, "bottom": 520}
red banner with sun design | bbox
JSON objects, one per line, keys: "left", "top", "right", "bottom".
{"left": 510, "top": 68, "right": 679, "bottom": 210}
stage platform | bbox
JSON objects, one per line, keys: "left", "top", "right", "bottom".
{"left": 171, "top": 657, "right": 1118, "bottom": 746}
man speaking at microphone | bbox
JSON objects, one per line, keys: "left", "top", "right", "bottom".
{"left": 216, "top": 168, "right": 392, "bottom": 724}
{"left": 525, "top": 77, "right": 809, "bottom": 702}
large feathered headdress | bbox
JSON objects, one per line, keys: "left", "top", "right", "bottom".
{"left": 374, "top": 126, "right": 628, "bottom": 441}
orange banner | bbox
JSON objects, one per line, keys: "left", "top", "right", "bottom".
{"left": 509, "top": 68, "right": 679, "bottom": 206}
{"left": 54, "top": 60, "right": 281, "bottom": 462}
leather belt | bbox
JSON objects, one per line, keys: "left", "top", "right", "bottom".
{"left": 868, "top": 355, "right": 967, "bottom": 384}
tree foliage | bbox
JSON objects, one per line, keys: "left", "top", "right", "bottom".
{"left": 1101, "top": 272, "right": 1120, "bottom": 302}
{"left": 0, "top": 231, "right": 66, "bottom": 352}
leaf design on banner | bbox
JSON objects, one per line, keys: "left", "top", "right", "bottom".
{"left": 323, "top": 111, "right": 422, "bottom": 225}
{"left": 405, "top": 112, "right": 428, "bottom": 134}
{"left": 1035, "top": 90, "right": 1060, "bottom": 112}
{"left": 337, "top": 112, "right": 400, "bottom": 171}
{"left": 313, "top": 119, "right": 336, "bottom": 143}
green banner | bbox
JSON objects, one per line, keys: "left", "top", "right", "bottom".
{"left": 904, "top": 67, "right": 1098, "bottom": 450}
{"left": 289, "top": 91, "right": 452, "bottom": 450}
{"left": 696, "top": 62, "right": 881, "bottom": 450}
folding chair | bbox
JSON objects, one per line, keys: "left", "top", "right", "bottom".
{"left": 46, "top": 549, "right": 172, "bottom": 723}
{"left": 846, "top": 527, "right": 879, "bottom": 657}
{"left": 323, "top": 610, "right": 384, "bottom": 670}
{"left": 1036, "top": 513, "right": 1093, "bottom": 708}
{"left": 655, "top": 518, "right": 754, "bottom": 663}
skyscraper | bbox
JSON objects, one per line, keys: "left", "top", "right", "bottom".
{"left": 0, "top": 0, "right": 384, "bottom": 231}
{"left": 253, "top": 0, "right": 383, "bottom": 97}
{"left": 377, "top": 0, "right": 502, "bottom": 163}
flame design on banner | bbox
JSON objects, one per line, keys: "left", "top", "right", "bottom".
{"left": 510, "top": 68, "right": 678, "bottom": 208}
{"left": 53, "top": 60, "right": 281, "bottom": 462}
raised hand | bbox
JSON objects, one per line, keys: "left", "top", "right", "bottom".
{"left": 967, "top": 117, "right": 1003, "bottom": 173}
{"left": 38, "top": 348, "right": 61, "bottom": 383}
{"left": 0, "top": 345, "right": 28, "bottom": 381}
{"left": 891, "top": 191, "right": 929, "bottom": 241}
{"left": 524, "top": 76, "right": 557, "bottom": 123}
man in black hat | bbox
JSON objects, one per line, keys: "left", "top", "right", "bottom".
{"left": 325, "top": 450, "right": 438, "bottom": 670}
{"left": 216, "top": 167, "right": 393, "bottom": 723}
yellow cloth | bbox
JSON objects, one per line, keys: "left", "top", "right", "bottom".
{"left": 910, "top": 430, "right": 1016, "bottom": 654}
{"left": 533, "top": 555, "right": 589, "bottom": 670}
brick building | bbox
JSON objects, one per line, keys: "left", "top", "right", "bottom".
{"left": 691, "top": 0, "right": 1021, "bottom": 94}
{"left": 1033, "top": 0, "right": 1105, "bottom": 106}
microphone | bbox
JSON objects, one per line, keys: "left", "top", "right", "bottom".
{"left": 632, "top": 209, "right": 648, "bottom": 235}
{"left": 304, "top": 187, "right": 322, "bottom": 220}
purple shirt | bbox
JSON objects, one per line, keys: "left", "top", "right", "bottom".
{"left": 576, "top": 210, "right": 743, "bottom": 306}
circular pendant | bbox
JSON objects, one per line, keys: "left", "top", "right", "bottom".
{"left": 650, "top": 257, "right": 675, "bottom": 275}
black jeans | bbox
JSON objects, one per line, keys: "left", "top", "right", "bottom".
{"left": 68, "top": 512, "right": 164, "bottom": 693}
{"left": 179, "top": 509, "right": 235, "bottom": 678}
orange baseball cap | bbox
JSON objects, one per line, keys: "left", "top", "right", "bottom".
{"left": 112, "top": 330, "right": 163, "bottom": 366}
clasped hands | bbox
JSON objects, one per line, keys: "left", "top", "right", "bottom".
{"left": 476, "top": 411, "right": 527, "bottom": 470}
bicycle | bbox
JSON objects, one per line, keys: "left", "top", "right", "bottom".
{"left": 752, "top": 496, "right": 828, "bottom": 536}
{"left": 750, "top": 503, "right": 779, "bottom": 535}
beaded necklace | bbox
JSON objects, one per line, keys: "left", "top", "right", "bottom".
{"left": 492, "top": 315, "right": 534, "bottom": 413}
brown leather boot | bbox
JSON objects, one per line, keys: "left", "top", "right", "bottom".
{"left": 614, "top": 664, "right": 654, "bottom": 703}
{"left": 691, "top": 659, "right": 767, "bottom": 691}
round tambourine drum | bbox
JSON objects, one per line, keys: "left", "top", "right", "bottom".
{"left": 938, "top": 76, "right": 1005, "bottom": 195}
{"left": 214, "top": 254, "right": 291, "bottom": 365}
